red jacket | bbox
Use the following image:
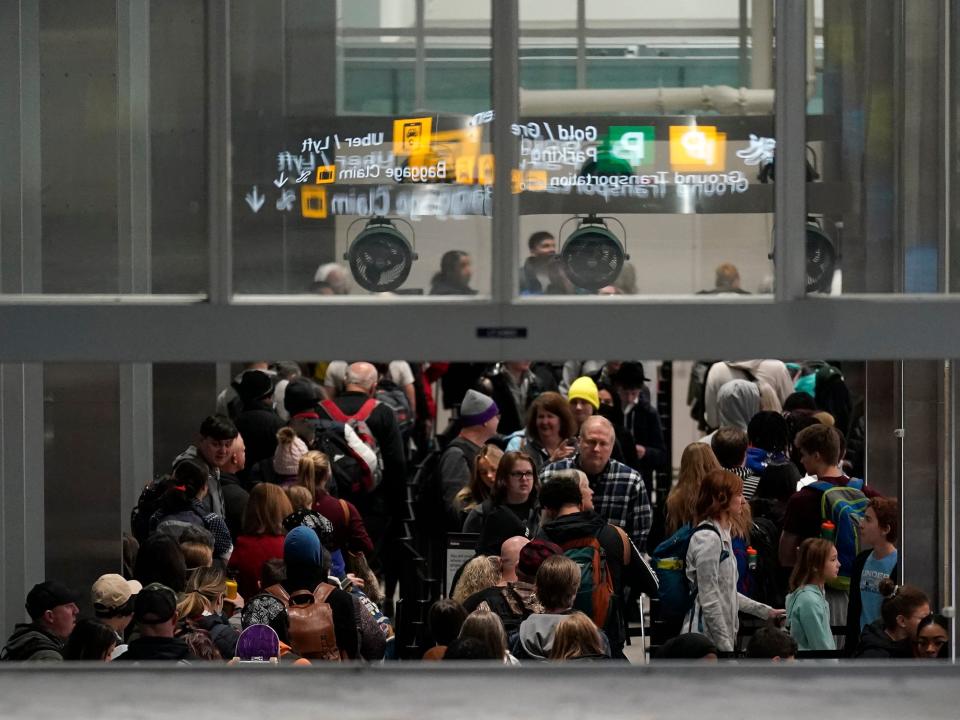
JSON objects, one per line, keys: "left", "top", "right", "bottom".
{"left": 228, "top": 534, "right": 285, "bottom": 598}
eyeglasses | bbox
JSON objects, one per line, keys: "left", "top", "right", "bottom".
{"left": 509, "top": 470, "right": 535, "bottom": 480}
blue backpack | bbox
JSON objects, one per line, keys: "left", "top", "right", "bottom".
{"left": 811, "top": 477, "right": 868, "bottom": 590}
{"left": 651, "top": 524, "right": 722, "bottom": 621}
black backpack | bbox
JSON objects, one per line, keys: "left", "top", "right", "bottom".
{"left": 130, "top": 475, "right": 171, "bottom": 544}
{"left": 411, "top": 437, "right": 475, "bottom": 533}
{"left": 375, "top": 378, "right": 414, "bottom": 440}
{"left": 746, "top": 516, "right": 784, "bottom": 608}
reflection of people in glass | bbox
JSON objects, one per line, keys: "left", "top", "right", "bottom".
{"left": 312, "top": 262, "right": 351, "bottom": 295}
{"left": 699, "top": 262, "right": 750, "bottom": 295}
{"left": 429, "top": 250, "right": 476, "bottom": 295}
{"left": 519, "top": 231, "right": 557, "bottom": 294}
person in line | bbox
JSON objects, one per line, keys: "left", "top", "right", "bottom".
{"left": 654, "top": 633, "right": 719, "bottom": 661}
{"left": 452, "top": 556, "right": 500, "bottom": 606}
{"left": 233, "top": 369, "right": 286, "bottom": 472}
{"left": 785, "top": 538, "right": 840, "bottom": 651}
{"left": 845, "top": 496, "right": 899, "bottom": 654}
{"left": 228, "top": 483, "right": 294, "bottom": 598}
{"left": 133, "top": 533, "right": 188, "bottom": 593}
{"left": 298, "top": 451, "right": 373, "bottom": 556}
{"left": 541, "top": 416, "right": 652, "bottom": 552}
{"left": 548, "top": 612, "right": 608, "bottom": 662}
{"left": 514, "top": 554, "right": 595, "bottom": 661}
{"left": 489, "top": 362, "right": 557, "bottom": 437}
{"left": 504, "top": 391, "right": 578, "bottom": 474}
{"left": 115, "top": 583, "right": 194, "bottom": 662}
{"left": 62, "top": 619, "right": 120, "bottom": 661}
{"left": 216, "top": 435, "right": 250, "bottom": 538}
{"left": 453, "top": 443, "right": 503, "bottom": 519}
{"left": 711, "top": 427, "right": 761, "bottom": 500}
{"left": 176, "top": 566, "right": 240, "bottom": 660}
{"left": 91, "top": 574, "right": 141, "bottom": 659}
{"left": 646, "top": 441, "right": 720, "bottom": 551}
{"left": 914, "top": 614, "right": 950, "bottom": 659}
{"left": 745, "top": 625, "right": 798, "bottom": 661}
{"left": 854, "top": 579, "right": 930, "bottom": 658}
{"left": 462, "top": 536, "right": 537, "bottom": 635}
{"left": 150, "top": 461, "right": 233, "bottom": 563}
{"left": 463, "top": 451, "right": 541, "bottom": 556}
{"left": 565, "top": 376, "right": 637, "bottom": 470}
{"left": 1, "top": 581, "right": 80, "bottom": 662}
{"left": 458, "top": 609, "right": 516, "bottom": 664}
{"left": 519, "top": 230, "right": 557, "bottom": 295}
{"left": 684, "top": 470, "right": 783, "bottom": 653}
{"left": 612, "top": 362, "right": 668, "bottom": 491}
{"left": 422, "top": 599, "right": 468, "bottom": 661}
{"left": 173, "top": 414, "right": 240, "bottom": 518}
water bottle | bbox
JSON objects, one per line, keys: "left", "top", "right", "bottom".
{"left": 821, "top": 520, "right": 836, "bottom": 542}
{"left": 747, "top": 546, "right": 758, "bottom": 571}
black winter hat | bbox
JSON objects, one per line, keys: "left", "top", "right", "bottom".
{"left": 612, "top": 361, "right": 649, "bottom": 389}
{"left": 237, "top": 370, "right": 274, "bottom": 403}
{"left": 284, "top": 377, "right": 320, "bottom": 416}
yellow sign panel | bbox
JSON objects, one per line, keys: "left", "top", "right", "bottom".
{"left": 477, "top": 154, "right": 495, "bottom": 185}
{"left": 524, "top": 170, "right": 548, "bottom": 193}
{"left": 315, "top": 165, "right": 336, "bottom": 184}
{"left": 393, "top": 117, "right": 433, "bottom": 155}
{"left": 301, "top": 186, "right": 328, "bottom": 219}
{"left": 669, "top": 125, "right": 727, "bottom": 171}
{"left": 455, "top": 156, "right": 477, "bottom": 185}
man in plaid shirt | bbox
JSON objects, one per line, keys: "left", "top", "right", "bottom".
{"left": 541, "top": 416, "right": 653, "bottom": 552}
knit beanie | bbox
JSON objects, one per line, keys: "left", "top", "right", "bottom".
{"left": 567, "top": 376, "right": 600, "bottom": 410}
{"left": 459, "top": 389, "right": 499, "bottom": 427}
{"left": 284, "top": 526, "right": 322, "bottom": 567}
{"left": 517, "top": 539, "right": 563, "bottom": 581}
{"left": 273, "top": 427, "right": 308, "bottom": 476}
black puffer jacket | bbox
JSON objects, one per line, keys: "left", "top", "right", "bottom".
{"left": 115, "top": 636, "right": 194, "bottom": 661}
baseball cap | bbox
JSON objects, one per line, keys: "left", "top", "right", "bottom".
{"left": 134, "top": 582, "right": 178, "bottom": 624}
{"left": 92, "top": 574, "right": 142, "bottom": 616}
{"left": 25, "top": 581, "right": 80, "bottom": 620}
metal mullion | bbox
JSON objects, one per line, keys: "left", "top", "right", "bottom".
{"left": 491, "top": 0, "right": 519, "bottom": 318}
{"left": 773, "top": 0, "right": 807, "bottom": 300}
{"left": 576, "top": 0, "right": 586, "bottom": 89}
{"left": 207, "top": 1, "right": 232, "bottom": 305}
{"left": 415, "top": 0, "right": 426, "bottom": 109}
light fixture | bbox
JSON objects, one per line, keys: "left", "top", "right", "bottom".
{"left": 343, "top": 217, "right": 418, "bottom": 293}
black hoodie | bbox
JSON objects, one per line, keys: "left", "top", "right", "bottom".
{"left": 115, "top": 636, "right": 194, "bottom": 662}
{"left": 853, "top": 620, "right": 913, "bottom": 659}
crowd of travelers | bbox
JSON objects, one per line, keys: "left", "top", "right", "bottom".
{"left": 0, "top": 248, "right": 949, "bottom": 665}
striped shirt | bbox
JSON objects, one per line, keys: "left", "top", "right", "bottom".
{"left": 541, "top": 457, "right": 652, "bottom": 552}
{"left": 727, "top": 466, "right": 761, "bottom": 500}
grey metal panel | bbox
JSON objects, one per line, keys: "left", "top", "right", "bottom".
{"left": 149, "top": 0, "right": 208, "bottom": 294}
{"left": 43, "top": 365, "right": 121, "bottom": 615}
{"left": 773, "top": 0, "right": 807, "bottom": 300}
{"left": 0, "top": 664, "right": 958, "bottom": 718}
{"left": 3, "top": 295, "right": 960, "bottom": 361}
{"left": 152, "top": 364, "right": 217, "bottom": 478}
{"left": 208, "top": 1, "right": 232, "bottom": 303}
{"left": 39, "top": 0, "right": 120, "bottom": 293}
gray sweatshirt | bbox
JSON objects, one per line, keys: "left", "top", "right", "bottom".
{"left": 683, "top": 520, "right": 771, "bottom": 652}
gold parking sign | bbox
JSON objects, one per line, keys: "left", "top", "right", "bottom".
{"left": 393, "top": 117, "right": 433, "bottom": 156}
{"left": 301, "top": 186, "right": 328, "bottom": 218}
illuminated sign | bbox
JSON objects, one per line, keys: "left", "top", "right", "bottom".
{"left": 301, "top": 186, "right": 328, "bottom": 219}
{"left": 608, "top": 126, "right": 656, "bottom": 167}
{"left": 316, "top": 165, "right": 337, "bottom": 184}
{"left": 393, "top": 117, "right": 433, "bottom": 155}
{"left": 669, "top": 125, "right": 727, "bottom": 171}
{"left": 736, "top": 134, "right": 776, "bottom": 166}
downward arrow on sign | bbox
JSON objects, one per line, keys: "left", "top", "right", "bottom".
{"left": 245, "top": 186, "right": 265, "bottom": 213}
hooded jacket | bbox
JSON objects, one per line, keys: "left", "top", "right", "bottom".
{"left": 514, "top": 612, "right": 570, "bottom": 660}
{"left": 854, "top": 620, "right": 913, "bottom": 659}
{"left": 0, "top": 624, "right": 64, "bottom": 662}
{"left": 704, "top": 360, "right": 794, "bottom": 429}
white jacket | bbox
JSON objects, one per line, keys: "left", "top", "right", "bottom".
{"left": 703, "top": 360, "right": 794, "bottom": 429}
{"left": 683, "top": 520, "right": 771, "bottom": 652}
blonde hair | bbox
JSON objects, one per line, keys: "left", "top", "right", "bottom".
{"left": 454, "top": 444, "right": 504, "bottom": 512}
{"left": 789, "top": 538, "right": 835, "bottom": 591}
{"left": 297, "top": 451, "right": 331, "bottom": 499}
{"left": 452, "top": 555, "right": 500, "bottom": 605}
{"left": 177, "top": 566, "right": 225, "bottom": 619}
{"left": 286, "top": 484, "right": 313, "bottom": 512}
{"left": 241, "top": 483, "right": 294, "bottom": 536}
{"left": 549, "top": 611, "right": 605, "bottom": 660}
{"left": 666, "top": 443, "right": 721, "bottom": 533}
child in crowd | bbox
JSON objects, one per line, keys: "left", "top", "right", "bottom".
{"left": 786, "top": 538, "right": 839, "bottom": 651}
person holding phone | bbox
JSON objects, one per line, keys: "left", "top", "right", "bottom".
{"left": 504, "top": 392, "right": 578, "bottom": 474}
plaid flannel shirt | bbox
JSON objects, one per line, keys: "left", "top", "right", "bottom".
{"left": 541, "top": 457, "right": 652, "bottom": 552}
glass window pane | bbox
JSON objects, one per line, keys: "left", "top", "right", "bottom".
{"left": 518, "top": 0, "right": 775, "bottom": 297}
{"left": 231, "top": 2, "right": 492, "bottom": 296}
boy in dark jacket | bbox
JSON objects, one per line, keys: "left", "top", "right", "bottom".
{"left": 1, "top": 581, "right": 79, "bottom": 662}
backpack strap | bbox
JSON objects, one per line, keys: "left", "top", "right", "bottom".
{"left": 264, "top": 583, "right": 291, "bottom": 605}
{"left": 809, "top": 480, "right": 834, "bottom": 495}
{"left": 848, "top": 477, "right": 865, "bottom": 491}
{"left": 339, "top": 498, "right": 351, "bottom": 525}
{"left": 312, "top": 583, "right": 335, "bottom": 603}
{"left": 611, "top": 524, "right": 631, "bottom": 566}
{"left": 351, "top": 398, "right": 379, "bottom": 423}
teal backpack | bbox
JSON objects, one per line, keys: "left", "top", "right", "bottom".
{"left": 811, "top": 478, "right": 868, "bottom": 590}
{"left": 651, "top": 524, "right": 722, "bottom": 621}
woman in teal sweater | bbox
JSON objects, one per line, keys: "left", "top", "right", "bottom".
{"left": 786, "top": 538, "right": 840, "bottom": 651}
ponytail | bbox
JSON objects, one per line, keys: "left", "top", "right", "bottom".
{"left": 878, "top": 578, "right": 929, "bottom": 631}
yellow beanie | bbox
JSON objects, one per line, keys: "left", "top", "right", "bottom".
{"left": 567, "top": 376, "right": 600, "bottom": 410}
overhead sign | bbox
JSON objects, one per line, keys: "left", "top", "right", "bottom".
{"left": 669, "top": 125, "right": 727, "bottom": 171}
{"left": 393, "top": 117, "right": 433, "bottom": 156}
{"left": 608, "top": 125, "right": 656, "bottom": 167}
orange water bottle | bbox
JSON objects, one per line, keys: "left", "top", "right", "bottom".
{"left": 747, "top": 546, "right": 758, "bottom": 571}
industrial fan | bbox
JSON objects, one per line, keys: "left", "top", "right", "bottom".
{"left": 559, "top": 215, "right": 630, "bottom": 292}
{"left": 343, "top": 217, "right": 418, "bottom": 293}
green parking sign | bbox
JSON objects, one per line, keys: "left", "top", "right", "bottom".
{"left": 608, "top": 126, "right": 656, "bottom": 167}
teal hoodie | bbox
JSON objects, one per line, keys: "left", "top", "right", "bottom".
{"left": 786, "top": 584, "right": 835, "bottom": 651}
